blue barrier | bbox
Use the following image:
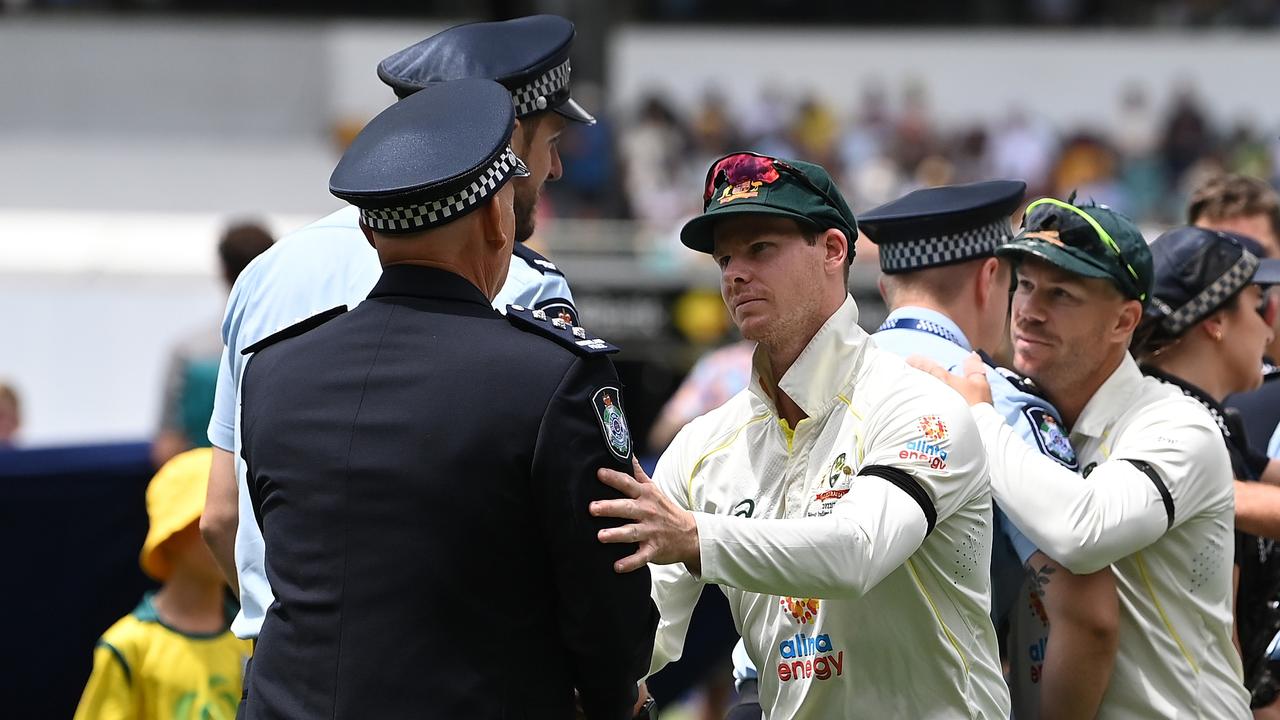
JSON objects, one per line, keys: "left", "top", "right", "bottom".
{"left": 0, "top": 441, "right": 156, "bottom": 717}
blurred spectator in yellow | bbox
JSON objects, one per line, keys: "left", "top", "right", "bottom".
{"left": 1224, "top": 122, "right": 1272, "bottom": 181}
{"left": 691, "top": 89, "right": 739, "bottom": 158}
{"left": 791, "top": 95, "right": 840, "bottom": 167}
{"left": 75, "top": 448, "right": 250, "bottom": 720}
{"left": 151, "top": 222, "right": 273, "bottom": 468}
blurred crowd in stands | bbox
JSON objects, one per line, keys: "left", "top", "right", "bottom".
{"left": 550, "top": 82, "right": 1280, "bottom": 241}
{"left": 8, "top": 1, "right": 1279, "bottom": 27}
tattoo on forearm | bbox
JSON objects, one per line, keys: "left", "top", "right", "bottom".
{"left": 1032, "top": 563, "right": 1056, "bottom": 599}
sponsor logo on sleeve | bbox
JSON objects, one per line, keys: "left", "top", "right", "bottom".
{"left": 898, "top": 416, "right": 950, "bottom": 469}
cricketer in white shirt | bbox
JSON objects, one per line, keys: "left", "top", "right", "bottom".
{"left": 644, "top": 296, "right": 1010, "bottom": 719}
{"left": 971, "top": 351, "right": 1249, "bottom": 719}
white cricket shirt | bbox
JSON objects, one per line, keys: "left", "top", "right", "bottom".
{"left": 648, "top": 296, "right": 1010, "bottom": 719}
{"left": 976, "top": 353, "right": 1249, "bottom": 718}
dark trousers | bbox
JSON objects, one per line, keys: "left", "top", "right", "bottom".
{"left": 724, "top": 679, "right": 761, "bottom": 720}
{"left": 236, "top": 657, "right": 253, "bottom": 720}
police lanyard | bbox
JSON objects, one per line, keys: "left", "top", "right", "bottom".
{"left": 876, "top": 317, "right": 965, "bottom": 348}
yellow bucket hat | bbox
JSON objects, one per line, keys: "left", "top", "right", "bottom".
{"left": 140, "top": 447, "right": 212, "bottom": 581}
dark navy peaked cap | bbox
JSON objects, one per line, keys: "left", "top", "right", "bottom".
{"left": 377, "top": 15, "right": 595, "bottom": 125}
{"left": 330, "top": 78, "right": 530, "bottom": 235}
{"left": 861, "top": 180, "right": 1026, "bottom": 274}
{"left": 1147, "top": 225, "right": 1280, "bottom": 337}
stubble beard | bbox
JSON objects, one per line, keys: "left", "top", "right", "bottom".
{"left": 514, "top": 184, "right": 538, "bottom": 244}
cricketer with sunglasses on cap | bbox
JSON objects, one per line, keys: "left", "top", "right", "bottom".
{"left": 589, "top": 152, "right": 1011, "bottom": 719}
{"left": 916, "top": 197, "right": 1251, "bottom": 718}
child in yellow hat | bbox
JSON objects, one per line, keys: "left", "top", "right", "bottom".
{"left": 75, "top": 448, "right": 251, "bottom": 720}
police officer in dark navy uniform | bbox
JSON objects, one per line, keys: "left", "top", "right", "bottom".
{"left": 379, "top": 13, "right": 592, "bottom": 325}
{"left": 238, "top": 78, "right": 658, "bottom": 720}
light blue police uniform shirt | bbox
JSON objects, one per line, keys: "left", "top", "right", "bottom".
{"left": 1268, "top": 424, "right": 1280, "bottom": 460}
{"left": 207, "top": 205, "right": 576, "bottom": 638}
{"left": 730, "top": 306, "right": 1077, "bottom": 684}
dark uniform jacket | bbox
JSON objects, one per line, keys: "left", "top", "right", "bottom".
{"left": 239, "top": 264, "right": 658, "bottom": 719}
{"left": 1227, "top": 362, "right": 1280, "bottom": 455}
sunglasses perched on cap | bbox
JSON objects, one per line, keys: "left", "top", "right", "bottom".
{"left": 1021, "top": 198, "right": 1146, "bottom": 302}
{"left": 702, "top": 152, "right": 842, "bottom": 213}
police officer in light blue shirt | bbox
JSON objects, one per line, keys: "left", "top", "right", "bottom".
{"left": 199, "top": 15, "right": 596, "bottom": 643}
{"left": 726, "top": 181, "right": 1116, "bottom": 720}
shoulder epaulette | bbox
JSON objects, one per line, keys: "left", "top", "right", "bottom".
{"left": 505, "top": 304, "right": 618, "bottom": 356}
{"left": 976, "top": 349, "right": 1047, "bottom": 399}
{"left": 241, "top": 305, "right": 348, "bottom": 356}
{"left": 513, "top": 243, "right": 565, "bottom": 276}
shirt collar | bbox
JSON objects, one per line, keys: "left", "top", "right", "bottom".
{"left": 748, "top": 295, "right": 868, "bottom": 419}
{"left": 1071, "top": 353, "right": 1144, "bottom": 439}
{"left": 880, "top": 306, "right": 972, "bottom": 350}
{"left": 367, "top": 264, "right": 493, "bottom": 308}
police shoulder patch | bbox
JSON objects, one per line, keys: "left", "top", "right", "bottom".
{"left": 592, "top": 386, "right": 632, "bottom": 461}
{"left": 505, "top": 304, "right": 618, "bottom": 356}
{"left": 1023, "top": 405, "right": 1078, "bottom": 470}
{"left": 241, "top": 305, "right": 348, "bottom": 356}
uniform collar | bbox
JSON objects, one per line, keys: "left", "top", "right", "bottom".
{"left": 1141, "top": 366, "right": 1232, "bottom": 440}
{"left": 368, "top": 263, "right": 493, "bottom": 308}
{"left": 749, "top": 295, "right": 867, "bottom": 419}
{"left": 1070, "top": 352, "right": 1144, "bottom": 439}
{"left": 880, "top": 306, "right": 972, "bottom": 350}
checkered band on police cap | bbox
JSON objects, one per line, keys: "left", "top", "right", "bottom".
{"left": 1159, "top": 251, "right": 1258, "bottom": 336}
{"left": 511, "top": 60, "right": 570, "bottom": 117}
{"left": 879, "top": 218, "right": 1013, "bottom": 273}
{"left": 359, "top": 146, "right": 528, "bottom": 233}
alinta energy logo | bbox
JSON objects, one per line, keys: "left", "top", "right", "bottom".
{"left": 777, "top": 597, "right": 844, "bottom": 682}
{"left": 900, "top": 415, "right": 951, "bottom": 470}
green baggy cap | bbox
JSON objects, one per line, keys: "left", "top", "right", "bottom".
{"left": 998, "top": 197, "right": 1153, "bottom": 306}
{"left": 680, "top": 152, "right": 858, "bottom": 261}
